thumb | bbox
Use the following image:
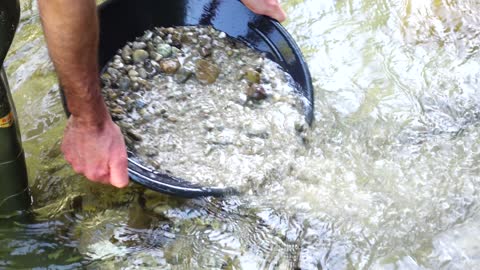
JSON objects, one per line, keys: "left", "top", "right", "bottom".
{"left": 270, "top": 7, "right": 287, "bottom": 22}
{"left": 109, "top": 152, "right": 129, "bottom": 188}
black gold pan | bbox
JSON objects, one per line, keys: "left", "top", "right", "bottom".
{"left": 61, "top": 0, "right": 314, "bottom": 198}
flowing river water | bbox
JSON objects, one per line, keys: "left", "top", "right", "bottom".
{"left": 1, "top": 0, "right": 480, "bottom": 269}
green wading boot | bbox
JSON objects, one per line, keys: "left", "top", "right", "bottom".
{"left": 0, "top": 0, "right": 31, "bottom": 216}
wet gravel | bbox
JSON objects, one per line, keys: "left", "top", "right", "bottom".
{"left": 101, "top": 26, "right": 308, "bottom": 188}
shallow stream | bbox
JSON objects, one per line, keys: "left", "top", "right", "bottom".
{"left": 1, "top": 0, "right": 480, "bottom": 269}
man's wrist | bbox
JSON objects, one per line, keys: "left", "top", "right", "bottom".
{"left": 66, "top": 84, "right": 112, "bottom": 129}
{"left": 70, "top": 106, "right": 111, "bottom": 129}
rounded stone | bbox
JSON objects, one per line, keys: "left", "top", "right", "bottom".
{"left": 126, "top": 130, "right": 143, "bottom": 142}
{"left": 156, "top": 44, "right": 172, "bottom": 58}
{"left": 195, "top": 59, "right": 220, "bottom": 84}
{"left": 111, "top": 107, "right": 125, "bottom": 115}
{"left": 128, "top": 69, "right": 139, "bottom": 78}
{"left": 137, "top": 68, "right": 148, "bottom": 79}
{"left": 133, "top": 49, "right": 149, "bottom": 63}
{"left": 112, "top": 59, "right": 124, "bottom": 69}
{"left": 107, "top": 67, "right": 120, "bottom": 79}
{"left": 118, "top": 77, "right": 131, "bottom": 91}
{"left": 153, "top": 36, "right": 163, "bottom": 44}
{"left": 150, "top": 51, "right": 163, "bottom": 62}
{"left": 135, "top": 100, "right": 147, "bottom": 109}
{"left": 160, "top": 59, "right": 181, "bottom": 74}
{"left": 132, "top": 41, "right": 147, "bottom": 50}
{"left": 247, "top": 84, "right": 267, "bottom": 101}
{"left": 142, "top": 30, "right": 153, "bottom": 41}
{"left": 199, "top": 47, "right": 211, "bottom": 57}
{"left": 243, "top": 68, "right": 261, "bottom": 84}
{"left": 121, "top": 46, "right": 133, "bottom": 62}
{"left": 171, "top": 47, "right": 182, "bottom": 56}
{"left": 174, "top": 67, "right": 193, "bottom": 83}
{"left": 181, "top": 32, "right": 197, "bottom": 43}
{"left": 198, "top": 35, "right": 212, "bottom": 46}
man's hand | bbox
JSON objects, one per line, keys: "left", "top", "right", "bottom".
{"left": 39, "top": 0, "right": 129, "bottom": 188}
{"left": 62, "top": 115, "right": 129, "bottom": 188}
{"left": 241, "top": 0, "right": 287, "bottom": 22}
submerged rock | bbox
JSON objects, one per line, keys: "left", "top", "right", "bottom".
{"left": 128, "top": 69, "right": 139, "bottom": 79}
{"left": 107, "top": 67, "right": 120, "bottom": 80}
{"left": 198, "top": 34, "right": 212, "bottom": 46}
{"left": 174, "top": 67, "right": 193, "bottom": 83}
{"left": 243, "top": 67, "right": 261, "bottom": 84}
{"left": 181, "top": 32, "right": 198, "bottom": 44}
{"left": 160, "top": 59, "right": 181, "bottom": 74}
{"left": 133, "top": 49, "right": 149, "bottom": 63}
{"left": 118, "top": 77, "right": 131, "bottom": 91}
{"left": 247, "top": 84, "right": 267, "bottom": 101}
{"left": 121, "top": 45, "right": 133, "bottom": 62}
{"left": 156, "top": 44, "right": 173, "bottom": 58}
{"left": 126, "top": 129, "right": 143, "bottom": 142}
{"left": 150, "top": 51, "right": 163, "bottom": 62}
{"left": 132, "top": 41, "right": 147, "bottom": 50}
{"left": 138, "top": 68, "right": 148, "bottom": 79}
{"left": 199, "top": 47, "right": 212, "bottom": 57}
{"left": 195, "top": 59, "right": 220, "bottom": 84}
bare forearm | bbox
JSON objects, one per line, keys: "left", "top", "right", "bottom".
{"left": 38, "top": 0, "right": 108, "bottom": 126}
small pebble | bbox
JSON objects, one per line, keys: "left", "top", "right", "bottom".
{"left": 172, "top": 47, "right": 181, "bottom": 56}
{"left": 133, "top": 49, "right": 149, "bottom": 63}
{"left": 198, "top": 35, "right": 211, "bottom": 46}
{"left": 174, "top": 67, "right": 193, "bottom": 83}
{"left": 156, "top": 44, "right": 172, "bottom": 58}
{"left": 126, "top": 130, "right": 143, "bottom": 142}
{"left": 132, "top": 41, "right": 147, "bottom": 50}
{"left": 111, "top": 107, "right": 124, "bottom": 114}
{"left": 160, "top": 59, "right": 181, "bottom": 74}
{"left": 112, "top": 59, "right": 124, "bottom": 69}
{"left": 118, "top": 77, "right": 131, "bottom": 91}
{"left": 128, "top": 69, "right": 139, "bottom": 78}
{"left": 199, "top": 47, "right": 212, "bottom": 57}
{"left": 247, "top": 84, "right": 268, "bottom": 101}
{"left": 195, "top": 59, "right": 220, "bottom": 84}
{"left": 244, "top": 67, "right": 261, "bottom": 84}
{"left": 295, "top": 121, "right": 308, "bottom": 133}
{"left": 107, "top": 67, "right": 120, "bottom": 79}
{"left": 136, "top": 100, "right": 147, "bottom": 109}
{"left": 137, "top": 68, "right": 148, "bottom": 79}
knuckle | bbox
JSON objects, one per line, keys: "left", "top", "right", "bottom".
{"left": 113, "top": 156, "right": 128, "bottom": 167}
{"left": 114, "top": 180, "right": 129, "bottom": 188}
{"left": 64, "top": 155, "right": 72, "bottom": 164}
{"left": 72, "top": 165, "right": 84, "bottom": 174}
{"left": 116, "top": 158, "right": 128, "bottom": 167}
{"left": 250, "top": 6, "right": 261, "bottom": 13}
{"left": 84, "top": 172, "right": 95, "bottom": 180}
{"left": 85, "top": 168, "right": 109, "bottom": 181}
{"left": 266, "top": 0, "right": 278, "bottom": 8}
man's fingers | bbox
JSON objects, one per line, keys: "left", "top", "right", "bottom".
{"left": 241, "top": 0, "right": 287, "bottom": 22}
{"left": 98, "top": 174, "right": 112, "bottom": 185}
{"left": 109, "top": 154, "right": 129, "bottom": 188}
{"left": 269, "top": 8, "right": 287, "bottom": 22}
{"left": 84, "top": 167, "right": 109, "bottom": 182}
{"left": 72, "top": 164, "right": 85, "bottom": 175}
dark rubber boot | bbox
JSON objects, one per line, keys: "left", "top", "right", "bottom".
{"left": 0, "top": 0, "right": 31, "bottom": 216}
